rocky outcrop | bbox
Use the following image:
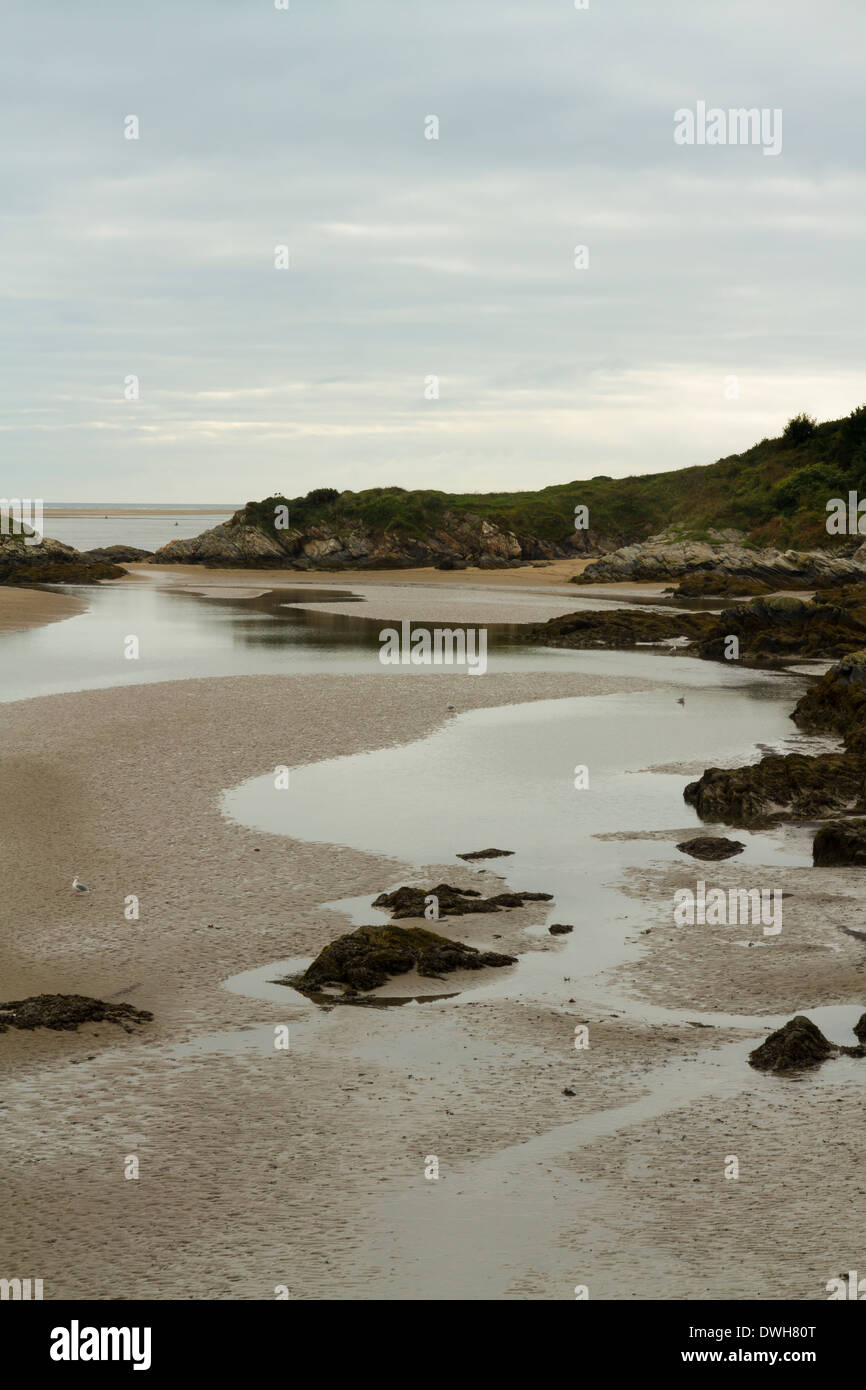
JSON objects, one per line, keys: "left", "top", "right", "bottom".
{"left": 82, "top": 545, "right": 153, "bottom": 562}
{"left": 523, "top": 608, "right": 715, "bottom": 650}
{"left": 748, "top": 1016, "right": 848, "bottom": 1073}
{"left": 676, "top": 836, "right": 745, "bottom": 860}
{"left": 456, "top": 848, "right": 514, "bottom": 861}
{"left": 577, "top": 541, "right": 866, "bottom": 588}
{"left": 0, "top": 533, "right": 126, "bottom": 585}
{"left": 792, "top": 649, "right": 866, "bottom": 749}
{"left": 148, "top": 522, "right": 290, "bottom": 567}
{"left": 683, "top": 648, "right": 866, "bottom": 835}
{"left": 696, "top": 596, "right": 866, "bottom": 663}
{"left": 526, "top": 596, "right": 866, "bottom": 665}
{"left": 0, "top": 994, "right": 152, "bottom": 1034}
{"left": 372, "top": 882, "right": 552, "bottom": 918}
{"left": 284, "top": 924, "right": 517, "bottom": 997}
{"left": 683, "top": 752, "right": 866, "bottom": 828}
{"left": 148, "top": 508, "right": 594, "bottom": 569}
{"left": 812, "top": 821, "right": 866, "bottom": 866}
{"left": 667, "top": 573, "right": 771, "bottom": 598}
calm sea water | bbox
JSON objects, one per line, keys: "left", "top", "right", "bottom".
{"left": 40, "top": 505, "right": 237, "bottom": 553}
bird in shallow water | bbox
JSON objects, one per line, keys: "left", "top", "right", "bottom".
{"left": 676, "top": 696, "right": 685, "bottom": 706}
{"left": 72, "top": 874, "right": 90, "bottom": 893}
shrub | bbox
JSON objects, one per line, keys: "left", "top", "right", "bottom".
{"left": 782, "top": 413, "right": 818, "bottom": 446}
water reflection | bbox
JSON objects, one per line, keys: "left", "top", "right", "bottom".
{"left": 0, "top": 577, "right": 810, "bottom": 704}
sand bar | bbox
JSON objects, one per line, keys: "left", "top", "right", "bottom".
{"left": 0, "top": 586, "right": 87, "bottom": 635}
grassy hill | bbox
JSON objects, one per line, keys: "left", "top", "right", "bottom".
{"left": 238, "top": 407, "right": 866, "bottom": 552}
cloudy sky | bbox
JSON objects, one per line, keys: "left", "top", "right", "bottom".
{"left": 2, "top": 0, "right": 865, "bottom": 502}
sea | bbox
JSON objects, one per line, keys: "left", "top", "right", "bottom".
{"left": 39, "top": 504, "right": 239, "bottom": 553}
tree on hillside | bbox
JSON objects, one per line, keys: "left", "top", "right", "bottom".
{"left": 782, "top": 413, "right": 818, "bottom": 446}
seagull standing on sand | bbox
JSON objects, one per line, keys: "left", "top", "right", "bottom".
{"left": 72, "top": 874, "right": 90, "bottom": 894}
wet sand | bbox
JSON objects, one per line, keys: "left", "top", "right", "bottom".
{"left": 0, "top": 586, "right": 87, "bottom": 634}
{"left": 2, "top": 665, "right": 865, "bottom": 1299}
{"left": 139, "top": 555, "right": 600, "bottom": 589}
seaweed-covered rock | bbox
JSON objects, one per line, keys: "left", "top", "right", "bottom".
{"left": 0, "top": 994, "right": 153, "bottom": 1034}
{"left": 0, "top": 533, "right": 126, "bottom": 586}
{"left": 812, "top": 821, "right": 866, "bottom": 866}
{"left": 683, "top": 752, "right": 866, "bottom": 828}
{"left": 287, "top": 924, "right": 517, "bottom": 996}
{"left": 669, "top": 573, "right": 771, "bottom": 598}
{"left": 792, "top": 649, "right": 866, "bottom": 749}
{"left": 748, "top": 1015, "right": 837, "bottom": 1072}
{"left": 854, "top": 1013, "right": 866, "bottom": 1044}
{"left": 83, "top": 545, "right": 153, "bottom": 562}
{"left": 372, "top": 882, "right": 552, "bottom": 918}
{"left": 676, "top": 836, "right": 746, "bottom": 860}
{"left": 530, "top": 594, "right": 866, "bottom": 665}
{"left": 548, "top": 923, "right": 574, "bottom": 934}
{"left": 523, "top": 608, "right": 714, "bottom": 651}
{"left": 697, "top": 595, "right": 866, "bottom": 664}
{"left": 456, "top": 848, "right": 514, "bottom": 861}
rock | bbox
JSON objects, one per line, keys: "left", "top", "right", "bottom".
{"left": 576, "top": 541, "right": 866, "bottom": 589}
{"left": 697, "top": 596, "right": 866, "bottom": 663}
{"left": 456, "top": 848, "right": 514, "bottom": 860}
{"left": 82, "top": 545, "right": 153, "bottom": 562}
{"left": 748, "top": 1015, "right": 837, "bottom": 1072}
{"left": 792, "top": 648, "right": 866, "bottom": 749}
{"left": 548, "top": 923, "right": 574, "bottom": 934}
{"left": 0, "top": 533, "right": 126, "bottom": 586}
{"left": 0, "top": 994, "right": 153, "bottom": 1034}
{"left": 669, "top": 573, "right": 771, "bottom": 598}
{"left": 372, "top": 883, "right": 552, "bottom": 918}
{"left": 523, "top": 608, "right": 715, "bottom": 651}
{"left": 284, "top": 924, "right": 517, "bottom": 997}
{"left": 676, "top": 836, "right": 746, "bottom": 860}
{"left": 683, "top": 753, "right": 866, "bottom": 828}
{"left": 149, "top": 503, "right": 583, "bottom": 570}
{"left": 149, "top": 522, "right": 290, "bottom": 568}
{"left": 685, "top": 646, "right": 866, "bottom": 830}
{"left": 812, "top": 822, "right": 866, "bottom": 866}
{"left": 854, "top": 1013, "right": 866, "bottom": 1043}
{"left": 527, "top": 594, "right": 866, "bottom": 665}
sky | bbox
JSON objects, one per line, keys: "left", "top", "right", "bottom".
{"left": 2, "top": 0, "right": 866, "bottom": 502}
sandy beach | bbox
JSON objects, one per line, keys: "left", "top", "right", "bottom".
{"left": 2, "top": 638, "right": 865, "bottom": 1299}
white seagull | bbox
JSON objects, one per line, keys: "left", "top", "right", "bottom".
{"left": 72, "top": 874, "right": 90, "bottom": 894}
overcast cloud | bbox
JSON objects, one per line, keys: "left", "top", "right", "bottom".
{"left": 2, "top": 0, "right": 865, "bottom": 501}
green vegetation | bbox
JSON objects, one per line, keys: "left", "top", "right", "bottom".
{"left": 237, "top": 408, "right": 866, "bottom": 551}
